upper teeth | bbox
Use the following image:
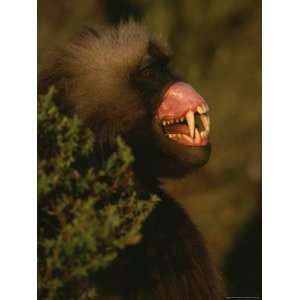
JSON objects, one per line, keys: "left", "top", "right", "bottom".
{"left": 200, "top": 114, "right": 210, "bottom": 132}
{"left": 197, "top": 104, "right": 209, "bottom": 115}
{"left": 186, "top": 111, "right": 195, "bottom": 138}
{"left": 195, "top": 128, "right": 201, "bottom": 143}
{"left": 161, "top": 105, "right": 210, "bottom": 139}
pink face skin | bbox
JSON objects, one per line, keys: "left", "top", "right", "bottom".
{"left": 157, "top": 82, "right": 208, "bottom": 121}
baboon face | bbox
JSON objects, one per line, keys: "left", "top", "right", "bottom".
{"left": 129, "top": 40, "right": 211, "bottom": 174}
{"left": 40, "top": 21, "right": 211, "bottom": 176}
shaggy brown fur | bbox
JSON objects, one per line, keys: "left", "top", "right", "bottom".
{"left": 39, "top": 21, "right": 169, "bottom": 148}
{"left": 39, "top": 20, "right": 224, "bottom": 300}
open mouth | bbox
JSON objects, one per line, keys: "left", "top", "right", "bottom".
{"left": 157, "top": 82, "right": 210, "bottom": 147}
{"left": 160, "top": 108, "right": 210, "bottom": 146}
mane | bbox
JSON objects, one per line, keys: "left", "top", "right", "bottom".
{"left": 39, "top": 20, "right": 154, "bottom": 147}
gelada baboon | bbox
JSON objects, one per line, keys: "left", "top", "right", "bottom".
{"left": 39, "top": 20, "right": 224, "bottom": 300}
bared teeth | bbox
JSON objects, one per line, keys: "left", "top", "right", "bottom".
{"left": 195, "top": 128, "right": 201, "bottom": 143}
{"left": 200, "top": 130, "right": 208, "bottom": 139}
{"left": 167, "top": 133, "right": 183, "bottom": 140}
{"left": 197, "top": 106, "right": 204, "bottom": 114}
{"left": 197, "top": 104, "right": 209, "bottom": 115}
{"left": 162, "top": 105, "right": 210, "bottom": 144}
{"left": 200, "top": 114, "right": 210, "bottom": 132}
{"left": 185, "top": 111, "right": 195, "bottom": 138}
{"left": 182, "top": 134, "right": 194, "bottom": 144}
{"left": 166, "top": 131, "right": 208, "bottom": 145}
{"left": 162, "top": 116, "right": 187, "bottom": 126}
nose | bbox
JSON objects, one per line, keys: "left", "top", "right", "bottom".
{"left": 158, "top": 82, "right": 208, "bottom": 120}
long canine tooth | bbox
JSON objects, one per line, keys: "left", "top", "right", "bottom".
{"left": 185, "top": 111, "right": 195, "bottom": 138}
{"left": 195, "top": 128, "right": 201, "bottom": 143}
{"left": 197, "top": 106, "right": 204, "bottom": 114}
{"left": 200, "top": 114, "right": 210, "bottom": 131}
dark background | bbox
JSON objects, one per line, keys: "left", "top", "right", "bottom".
{"left": 38, "top": 0, "right": 261, "bottom": 297}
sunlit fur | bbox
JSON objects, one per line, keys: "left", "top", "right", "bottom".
{"left": 39, "top": 20, "right": 224, "bottom": 300}
{"left": 39, "top": 20, "right": 170, "bottom": 147}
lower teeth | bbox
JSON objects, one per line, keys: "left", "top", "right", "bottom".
{"left": 167, "top": 130, "right": 208, "bottom": 144}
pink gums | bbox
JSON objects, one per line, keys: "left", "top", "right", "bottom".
{"left": 157, "top": 82, "right": 208, "bottom": 120}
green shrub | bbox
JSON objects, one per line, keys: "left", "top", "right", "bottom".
{"left": 38, "top": 87, "right": 159, "bottom": 300}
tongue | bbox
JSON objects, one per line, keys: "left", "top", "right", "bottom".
{"left": 158, "top": 82, "right": 207, "bottom": 120}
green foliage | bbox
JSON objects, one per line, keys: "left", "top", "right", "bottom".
{"left": 38, "top": 87, "right": 159, "bottom": 300}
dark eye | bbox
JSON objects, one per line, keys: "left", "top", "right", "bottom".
{"left": 140, "top": 67, "right": 154, "bottom": 78}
